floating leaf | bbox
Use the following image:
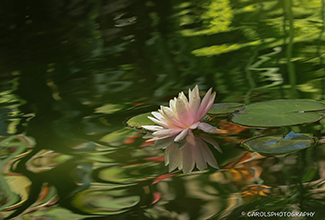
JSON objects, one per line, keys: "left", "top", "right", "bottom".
{"left": 26, "top": 149, "right": 73, "bottom": 173}
{"left": 241, "top": 131, "right": 315, "bottom": 155}
{"left": 232, "top": 99, "right": 325, "bottom": 127}
{"left": 95, "top": 104, "right": 123, "bottom": 114}
{"left": 97, "top": 163, "right": 165, "bottom": 183}
{"left": 126, "top": 113, "right": 155, "bottom": 128}
{"left": 0, "top": 135, "right": 30, "bottom": 164}
{"left": 30, "top": 207, "right": 94, "bottom": 220}
{"left": 71, "top": 184, "right": 140, "bottom": 215}
{"left": 0, "top": 175, "right": 20, "bottom": 212}
{"left": 73, "top": 189, "right": 139, "bottom": 214}
{"left": 100, "top": 128, "right": 139, "bottom": 146}
{"left": 208, "top": 103, "right": 245, "bottom": 115}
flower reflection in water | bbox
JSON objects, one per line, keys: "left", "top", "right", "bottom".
{"left": 144, "top": 131, "right": 221, "bottom": 173}
{"left": 162, "top": 132, "right": 221, "bottom": 174}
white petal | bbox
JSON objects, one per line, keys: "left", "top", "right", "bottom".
{"left": 182, "top": 145, "right": 195, "bottom": 174}
{"left": 178, "top": 92, "right": 189, "bottom": 108}
{"left": 148, "top": 116, "right": 168, "bottom": 127}
{"left": 199, "top": 139, "right": 219, "bottom": 169}
{"left": 154, "top": 137, "right": 174, "bottom": 149}
{"left": 185, "top": 130, "right": 196, "bottom": 146}
{"left": 177, "top": 151, "right": 183, "bottom": 170}
{"left": 151, "top": 111, "right": 164, "bottom": 120}
{"left": 197, "top": 89, "right": 216, "bottom": 120}
{"left": 174, "top": 128, "right": 189, "bottom": 142}
{"left": 189, "top": 85, "right": 200, "bottom": 101}
{"left": 192, "top": 143, "right": 207, "bottom": 171}
{"left": 160, "top": 106, "right": 177, "bottom": 118}
{"left": 142, "top": 125, "right": 164, "bottom": 131}
{"left": 167, "top": 144, "right": 181, "bottom": 172}
{"left": 165, "top": 145, "right": 171, "bottom": 165}
{"left": 176, "top": 97, "right": 189, "bottom": 126}
{"left": 189, "top": 85, "right": 200, "bottom": 122}
{"left": 143, "top": 132, "right": 153, "bottom": 139}
{"left": 169, "top": 98, "right": 177, "bottom": 112}
{"left": 199, "top": 88, "right": 212, "bottom": 112}
{"left": 200, "top": 135, "right": 222, "bottom": 153}
{"left": 177, "top": 141, "right": 187, "bottom": 149}
{"left": 160, "top": 106, "right": 183, "bottom": 127}
{"left": 205, "top": 91, "right": 216, "bottom": 112}
{"left": 198, "top": 122, "right": 219, "bottom": 133}
{"left": 147, "top": 135, "right": 175, "bottom": 142}
{"left": 153, "top": 128, "right": 181, "bottom": 137}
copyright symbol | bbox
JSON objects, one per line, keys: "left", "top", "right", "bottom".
{"left": 241, "top": 211, "right": 245, "bottom": 216}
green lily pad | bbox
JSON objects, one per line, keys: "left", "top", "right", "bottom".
{"left": 241, "top": 131, "right": 315, "bottom": 155}
{"left": 232, "top": 99, "right": 325, "bottom": 127}
{"left": 208, "top": 103, "right": 245, "bottom": 115}
{"left": 126, "top": 113, "right": 155, "bottom": 128}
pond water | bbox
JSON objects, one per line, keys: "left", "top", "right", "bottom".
{"left": 1, "top": 0, "right": 325, "bottom": 219}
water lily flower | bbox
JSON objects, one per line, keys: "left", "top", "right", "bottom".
{"left": 142, "top": 85, "right": 224, "bottom": 143}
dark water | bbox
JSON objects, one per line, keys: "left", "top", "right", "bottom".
{"left": 1, "top": 0, "right": 325, "bottom": 219}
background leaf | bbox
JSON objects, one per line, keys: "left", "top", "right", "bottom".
{"left": 241, "top": 131, "right": 314, "bottom": 155}
{"left": 126, "top": 113, "right": 155, "bottom": 128}
{"left": 232, "top": 100, "right": 325, "bottom": 127}
{"left": 208, "top": 103, "right": 245, "bottom": 115}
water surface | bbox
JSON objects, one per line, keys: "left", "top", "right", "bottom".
{"left": 1, "top": 0, "right": 325, "bottom": 219}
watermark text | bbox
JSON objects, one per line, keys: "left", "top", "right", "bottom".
{"left": 241, "top": 211, "right": 315, "bottom": 218}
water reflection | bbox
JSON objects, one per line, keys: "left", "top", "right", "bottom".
{"left": 146, "top": 131, "right": 221, "bottom": 174}
{"left": 1, "top": 0, "right": 325, "bottom": 219}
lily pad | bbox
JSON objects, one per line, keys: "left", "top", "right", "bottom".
{"left": 232, "top": 99, "right": 325, "bottom": 127}
{"left": 126, "top": 113, "right": 155, "bottom": 128}
{"left": 241, "top": 131, "right": 315, "bottom": 155}
{"left": 208, "top": 103, "right": 245, "bottom": 115}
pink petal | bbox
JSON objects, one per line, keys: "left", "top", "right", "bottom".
{"left": 188, "top": 85, "right": 200, "bottom": 122}
{"left": 189, "top": 122, "right": 199, "bottom": 130}
{"left": 197, "top": 90, "right": 216, "bottom": 120}
{"left": 174, "top": 128, "right": 189, "bottom": 142}
{"left": 175, "top": 98, "right": 189, "bottom": 126}
{"left": 198, "top": 122, "right": 219, "bottom": 133}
